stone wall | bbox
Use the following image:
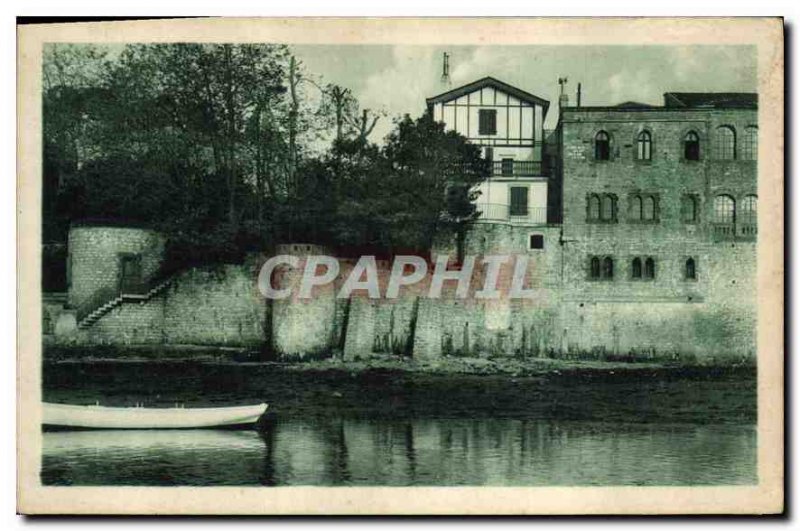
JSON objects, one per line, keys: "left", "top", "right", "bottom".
{"left": 59, "top": 192, "right": 756, "bottom": 361}
{"left": 162, "top": 262, "right": 267, "bottom": 347}
{"left": 68, "top": 225, "right": 165, "bottom": 312}
{"left": 557, "top": 106, "right": 758, "bottom": 359}
{"left": 414, "top": 223, "right": 564, "bottom": 360}
{"left": 75, "top": 296, "right": 166, "bottom": 345}
{"left": 269, "top": 244, "right": 339, "bottom": 360}
{"left": 71, "top": 260, "right": 266, "bottom": 348}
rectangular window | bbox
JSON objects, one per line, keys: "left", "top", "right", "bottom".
{"left": 509, "top": 186, "right": 528, "bottom": 216}
{"left": 479, "top": 109, "right": 497, "bottom": 135}
{"left": 529, "top": 234, "right": 544, "bottom": 250}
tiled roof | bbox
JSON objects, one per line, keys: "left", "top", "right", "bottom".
{"left": 663, "top": 92, "right": 758, "bottom": 109}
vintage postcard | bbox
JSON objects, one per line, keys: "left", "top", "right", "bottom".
{"left": 17, "top": 17, "right": 784, "bottom": 515}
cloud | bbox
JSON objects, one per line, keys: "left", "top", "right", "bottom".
{"left": 359, "top": 46, "right": 443, "bottom": 142}
{"left": 306, "top": 44, "right": 757, "bottom": 143}
{"left": 605, "top": 68, "right": 662, "bottom": 106}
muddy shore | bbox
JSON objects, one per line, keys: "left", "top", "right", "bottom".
{"left": 42, "top": 352, "right": 756, "bottom": 425}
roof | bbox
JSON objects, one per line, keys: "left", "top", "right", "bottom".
{"left": 426, "top": 76, "right": 550, "bottom": 113}
{"left": 663, "top": 92, "right": 758, "bottom": 109}
{"left": 614, "top": 101, "right": 657, "bottom": 109}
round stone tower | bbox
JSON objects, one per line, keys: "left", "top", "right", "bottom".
{"left": 67, "top": 222, "right": 166, "bottom": 314}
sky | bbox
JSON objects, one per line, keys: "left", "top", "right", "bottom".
{"left": 293, "top": 44, "right": 757, "bottom": 142}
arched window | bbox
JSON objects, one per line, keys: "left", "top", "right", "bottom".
{"left": 743, "top": 126, "right": 758, "bottom": 161}
{"left": 643, "top": 196, "right": 656, "bottom": 221}
{"left": 684, "top": 131, "right": 700, "bottom": 161}
{"left": 631, "top": 257, "right": 642, "bottom": 279}
{"left": 741, "top": 195, "right": 757, "bottom": 224}
{"left": 714, "top": 126, "right": 736, "bottom": 160}
{"left": 636, "top": 131, "right": 652, "bottom": 160}
{"left": 587, "top": 194, "right": 601, "bottom": 221}
{"left": 590, "top": 256, "right": 601, "bottom": 279}
{"left": 714, "top": 195, "right": 736, "bottom": 223}
{"left": 644, "top": 257, "right": 655, "bottom": 280}
{"left": 601, "top": 194, "right": 616, "bottom": 221}
{"left": 631, "top": 195, "right": 643, "bottom": 220}
{"left": 595, "top": 131, "right": 611, "bottom": 161}
{"left": 602, "top": 257, "right": 614, "bottom": 279}
{"left": 682, "top": 195, "right": 698, "bottom": 223}
{"left": 685, "top": 258, "right": 697, "bottom": 280}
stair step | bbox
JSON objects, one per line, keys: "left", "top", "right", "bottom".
{"left": 79, "top": 274, "right": 176, "bottom": 329}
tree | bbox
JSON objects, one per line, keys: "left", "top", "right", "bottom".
{"left": 378, "top": 112, "right": 487, "bottom": 252}
{"left": 42, "top": 44, "right": 110, "bottom": 243}
{"left": 41, "top": 43, "right": 486, "bottom": 276}
{"left": 288, "top": 112, "right": 487, "bottom": 255}
{"left": 322, "top": 83, "right": 383, "bottom": 146}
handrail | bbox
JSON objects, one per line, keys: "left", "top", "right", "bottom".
{"left": 486, "top": 160, "right": 544, "bottom": 177}
{"left": 450, "top": 160, "right": 548, "bottom": 178}
{"left": 712, "top": 223, "right": 757, "bottom": 241}
{"left": 475, "top": 203, "right": 548, "bottom": 223}
{"left": 75, "top": 272, "right": 175, "bottom": 324}
{"left": 75, "top": 286, "right": 119, "bottom": 323}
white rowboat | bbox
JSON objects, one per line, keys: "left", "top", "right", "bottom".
{"left": 42, "top": 402, "right": 268, "bottom": 429}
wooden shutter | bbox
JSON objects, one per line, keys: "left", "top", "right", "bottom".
{"left": 509, "top": 187, "right": 528, "bottom": 216}
{"left": 479, "top": 109, "right": 497, "bottom": 135}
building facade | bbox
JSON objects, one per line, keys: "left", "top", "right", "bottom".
{"left": 555, "top": 92, "right": 758, "bottom": 357}
{"left": 426, "top": 77, "right": 552, "bottom": 225}
{"left": 46, "top": 80, "right": 759, "bottom": 362}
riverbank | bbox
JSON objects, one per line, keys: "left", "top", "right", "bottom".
{"left": 42, "top": 355, "right": 756, "bottom": 425}
{"left": 44, "top": 344, "right": 754, "bottom": 374}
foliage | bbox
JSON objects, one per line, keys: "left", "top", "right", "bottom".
{"left": 42, "top": 44, "right": 488, "bottom": 276}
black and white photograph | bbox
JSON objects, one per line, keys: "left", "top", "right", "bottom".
{"left": 16, "top": 16, "right": 784, "bottom": 515}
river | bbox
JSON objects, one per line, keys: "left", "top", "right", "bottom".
{"left": 40, "top": 360, "right": 757, "bottom": 486}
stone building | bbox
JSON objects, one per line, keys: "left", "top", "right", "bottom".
{"left": 44, "top": 79, "right": 758, "bottom": 362}
{"left": 556, "top": 92, "right": 758, "bottom": 358}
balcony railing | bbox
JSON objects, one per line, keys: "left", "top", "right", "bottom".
{"left": 713, "top": 223, "right": 757, "bottom": 241}
{"left": 455, "top": 160, "right": 546, "bottom": 178}
{"left": 475, "top": 203, "right": 547, "bottom": 224}
{"left": 487, "top": 160, "right": 544, "bottom": 177}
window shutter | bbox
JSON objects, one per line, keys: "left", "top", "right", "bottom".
{"left": 479, "top": 109, "right": 497, "bottom": 135}
{"left": 510, "top": 187, "right": 528, "bottom": 216}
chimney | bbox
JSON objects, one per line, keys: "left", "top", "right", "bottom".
{"left": 558, "top": 77, "right": 569, "bottom": 108}
{"left": 441, "top": 52, "right": 451, "bottom": 87}
{"left": 577, "top": 83, "right": 582, "bottom": 108}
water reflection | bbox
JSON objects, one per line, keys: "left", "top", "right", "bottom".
{"left": 42, "top": 418, "right": 756, "bottom": 486}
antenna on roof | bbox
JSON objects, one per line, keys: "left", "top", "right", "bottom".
{"left": 441, "top": 52, "right": 451, "bottom": 87}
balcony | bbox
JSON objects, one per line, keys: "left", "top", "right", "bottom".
{"left": 712, "top": 223, "right": 757, "bottom": 241}
{"left": 487, "top": 160, "right": 544, "bottom": 178}
{"left": 456, "top": 160, "right": 546, "bottom": 178}
{"left": 475, "top": 203, "right": 548, "bottom": 224}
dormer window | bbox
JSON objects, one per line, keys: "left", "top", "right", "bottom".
{"left": 478, "top": 109, "right": 497, "bottom": 135}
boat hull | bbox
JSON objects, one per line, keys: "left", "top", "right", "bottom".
{"left": 42, "top": 403, "right": 268, "bottom": 430}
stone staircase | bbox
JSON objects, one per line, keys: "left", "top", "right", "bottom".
{"left": 77, "top": 276, "right": 176, "bottom": 330}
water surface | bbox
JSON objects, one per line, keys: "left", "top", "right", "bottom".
{"left": 42, "top": 417, "right": 756, "bottom": 486}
